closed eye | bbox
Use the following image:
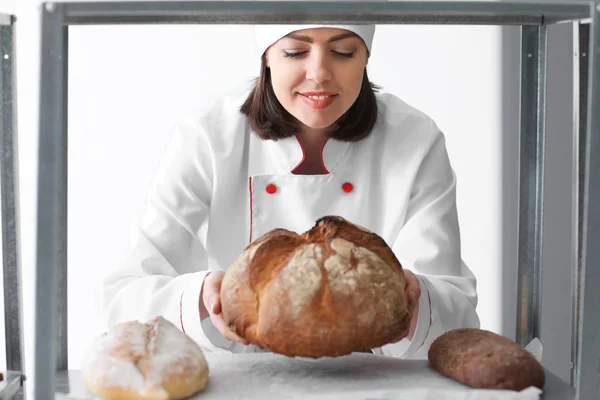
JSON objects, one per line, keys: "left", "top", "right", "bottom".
{"left": 283, "top": 50, "right": 307, "bottom": 58}
{"left": 334, "top": 51, "right": 355, "bottom": 58}
{"left": 283, "top": 50, "right": 355, "bottom": 59}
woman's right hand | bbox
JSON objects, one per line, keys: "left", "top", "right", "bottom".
{"left": 200, "top": 270, "right": 249, "bottom": 345}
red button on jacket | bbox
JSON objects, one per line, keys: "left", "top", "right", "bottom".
{"left": 342, "top": 182, "right": 353, "bottom": 193}
{"left": 266, "top": 183, "right": 277, "bottom": 194}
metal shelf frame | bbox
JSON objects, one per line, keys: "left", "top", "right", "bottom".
{"left": 8, "top": 0, "right": 595, "bottom": 399}
{"left": 0, "top": 12, "right": 24, "bottom": 400}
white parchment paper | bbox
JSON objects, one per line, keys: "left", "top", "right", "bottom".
{"left": 59, "top": 339, "right": 545, "bottom": 400}
{"left": 187, "top": 339, "right": 544, "bottom": 400}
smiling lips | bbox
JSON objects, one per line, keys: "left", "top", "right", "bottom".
{"left": 299, "top": 91, "right": 338, "bottom": 110}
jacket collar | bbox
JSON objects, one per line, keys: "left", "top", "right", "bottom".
{"left": 273, "top": 135, "right": 350, "bottom": 174}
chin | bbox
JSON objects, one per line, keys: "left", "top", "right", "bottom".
{"left": 296, "top": 114, "right": 340, "bottom": 131}
{"left": 302, "top": 121, "right": 335, "bottom": 130}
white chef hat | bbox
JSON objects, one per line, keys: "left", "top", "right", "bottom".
{"left": 254, "top": 24, "right": 376, "bottom": 59}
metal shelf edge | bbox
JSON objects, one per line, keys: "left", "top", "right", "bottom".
{"left": 54, "top": 1, "right": 592, "bottom": 26}
{"left": 0, "top": 371, "right": 24, "bottom": 400}
{"left": 0, "top": 14, "right": 14, "bottom": 26}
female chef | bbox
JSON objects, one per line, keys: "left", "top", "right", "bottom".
{"left": 103, "top": 23, "right": 480, "bottom": 358}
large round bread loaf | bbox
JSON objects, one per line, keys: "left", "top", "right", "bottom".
{"left": 220, "top": 215, "right": 412, "bottom": 358}
{"left": 82, "top": 316, "right": 209, "bottom": 400}
{"left": 428, "top": 328, "right": 545, "bottom": 391}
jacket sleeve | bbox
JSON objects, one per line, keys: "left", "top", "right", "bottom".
{"left": 373, "top": 124, "right": 480, "bottom": 359}
{"left": 102, "top": 116, "right": 230, "bottom": 353}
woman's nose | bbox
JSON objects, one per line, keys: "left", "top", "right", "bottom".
{"left": 305, "top": 53, "right": 332, "bottom": 84}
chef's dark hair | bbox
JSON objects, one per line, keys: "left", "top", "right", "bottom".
{"left": 240, "top": 55, "right": 380, "bottom": 142}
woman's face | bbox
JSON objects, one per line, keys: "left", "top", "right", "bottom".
{"left": 265, "top": 28, "right": 369, "bottom": 133}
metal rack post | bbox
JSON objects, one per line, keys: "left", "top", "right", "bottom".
{"left": 0, "top": 13, "right": 24, "bottom": 400}
{"left": 575, "top": 0, "right": 600, "bottom": 397}
{"left": 35, "top": 4, "right": 68, "bottom": 399}
{"left": 516, "top": 24, "right": 547, "bottom": 349}
{"left": 29, "top": 1, "right": 599, "bottom": 399}
{"left": 571, "top": 18, "right": 589, "bottom": 389}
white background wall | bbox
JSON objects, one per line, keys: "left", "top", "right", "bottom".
{"left": 0, "top": 0, "right": 576, "bottom": 398}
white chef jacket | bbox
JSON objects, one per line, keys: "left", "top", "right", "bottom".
{"left": 103, "top": 85, "right": 480, "bottom": 359}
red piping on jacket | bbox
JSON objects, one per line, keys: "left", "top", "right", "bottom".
{"left": 249, "top": 176, "right": 253, "bottom": 243}
{"left": 417, "top": 286, "right": 432, "bottom": 349}
{"left": 179, "top": 291, "right": 186, "bottom": 333}
{"left": 428, "top": 288, "right": 432, "bottom": 329}
{"left": 320, "top": 139, "right": 330, "bottom": 173}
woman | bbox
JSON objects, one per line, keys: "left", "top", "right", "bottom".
{"left": 103, "top": 23, "right": 480, "bottom": 359}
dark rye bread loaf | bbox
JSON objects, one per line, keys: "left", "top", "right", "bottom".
{"left": 428, "top": 328, "right": 545, "bottom": 391}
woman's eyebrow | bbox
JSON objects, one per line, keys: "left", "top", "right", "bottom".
{"left": 285, "top": 32, "right": 357, "bottom": 43}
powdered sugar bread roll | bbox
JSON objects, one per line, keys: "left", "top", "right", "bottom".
{"left": 82, "top": 316, "right": 209, "bottom": 400}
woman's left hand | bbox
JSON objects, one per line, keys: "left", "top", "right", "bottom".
{"left": 403, "top": 269, "right": 421, "bottom": 340}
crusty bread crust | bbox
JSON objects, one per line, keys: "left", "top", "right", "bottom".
{"left": 220, "top": 215, "right": 412, "bottom": 358}
{"left": 428, "top": 328, "right": 545, "bottom": 391}
{"left": 82, "top": 316, "right": 209, "bottom": 400}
